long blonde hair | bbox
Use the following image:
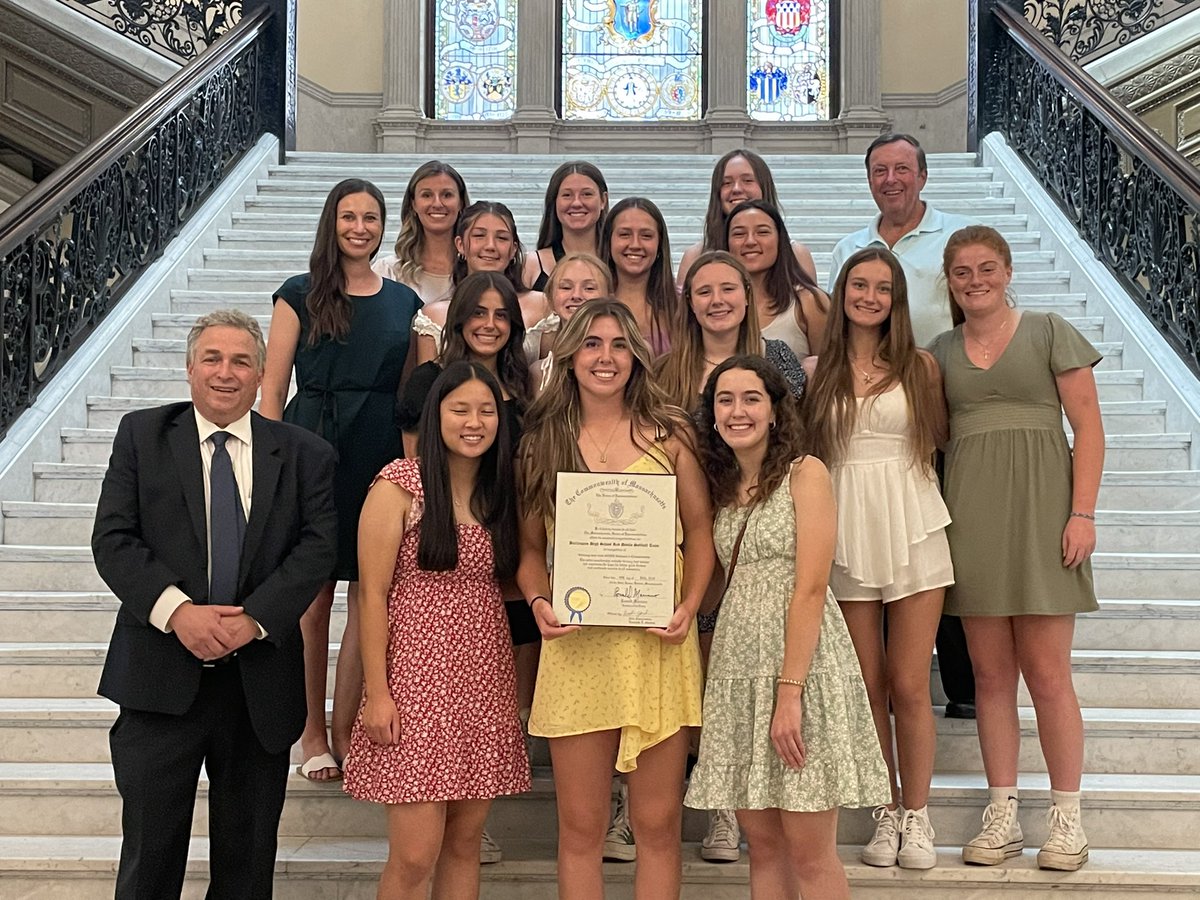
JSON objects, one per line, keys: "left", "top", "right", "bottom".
{"left": 805, "top": 247, "right": 939, "bottom": 470}
{"left": 656, "top": 251, "right": 762, "bottom": 409}
{"left": 519, "top": 298, "right": 691, "bottom": 518}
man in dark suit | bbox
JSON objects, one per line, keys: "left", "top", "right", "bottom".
{"left": 92, "top": 309, "right": 338, "bottom": 899}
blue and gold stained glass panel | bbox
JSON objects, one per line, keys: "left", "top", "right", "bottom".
{"left": 746, "top": 0, "right": 831, "bottom": 120}
{"left": 562, "top": 1, "right": 704, "bottom": 121}
{"left": 433, "top": 0, "right": 518, "bottom": 120}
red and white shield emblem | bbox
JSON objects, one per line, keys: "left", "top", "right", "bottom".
{"left": 766, "top": 0, "right": 810, "bottom": 36}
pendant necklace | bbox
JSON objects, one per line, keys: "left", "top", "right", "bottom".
{"left": 967, "top": 313, "right": 1014, "bottom": 361}
{"left": 849, "top": 354, "right": 879, "bottom": 385}
{"left": 582, "top": 416, "right": 625, "bottom": 464}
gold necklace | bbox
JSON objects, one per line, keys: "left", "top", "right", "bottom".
{"left": 849, "top": 354, "right": 880, "bottom": 385}
{"left": 966, "top": 313, "right": 1014, "bottom": 360}
{"left": 582, "top": 416, "right": 625, "bottom": 464}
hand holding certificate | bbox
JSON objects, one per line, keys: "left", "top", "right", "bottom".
{"left": 552, "top": 472, "right": 677, "bottom": 627}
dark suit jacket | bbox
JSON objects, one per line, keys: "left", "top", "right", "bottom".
{"left": 92, "top": 402, "right": 338, "bottom": 754}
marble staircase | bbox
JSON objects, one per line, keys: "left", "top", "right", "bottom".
{"left": 0, "top": 152, "right": 1198, "bottom": 897}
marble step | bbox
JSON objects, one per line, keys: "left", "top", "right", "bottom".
{"left": 231, "top": 210, "right": 1033, "bottom": 234}
{"left": 7, "top": 838, "right": 1197, "bottom": 900}
{"left": 0, "top": 547, "right": 105, "bottom": 592}
{"left": 1075, "top": 599, "right": 1200, "bottom": 651}
{"left": 1, "top": 503, "right": 96, "bottom": 546}
{"left": 0, "top": 763, "right": 1195, "bottom": 850}
{"left": 2, "top": 639, "right": 1195, "bottom": 707}
{"left": 1094, "top": 511, "right": 1200, "bottom": 553}
{"left": 1092, "top": 552, "right": 1200, "bottom": 600}
{"left": 32, "top": 464, "right": 108, "bottom": 503}
{"left": 1098, "top": 471, "right": 1200, "bottom": 510}
{"left": 279, "top": 150, "right": 982, "bottom": 167}
{"left": 152, "top": 312, "right": 270, "bottom": 340}
{"left": 0, "top": 694, "right": 1194, "bottom": 775}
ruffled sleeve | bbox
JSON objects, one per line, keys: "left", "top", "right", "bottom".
{"left": 373, "top": 458, "right": 424, "bottom": 527}
{"left": 1045, "top": 312, "right": 1102, "bottom": 373}
{"left": 412, "top": 310, "right": 444, "bottom": 347}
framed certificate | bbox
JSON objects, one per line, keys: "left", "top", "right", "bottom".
{"left": 552, "top": 471, "right": 677, "bottom": 627}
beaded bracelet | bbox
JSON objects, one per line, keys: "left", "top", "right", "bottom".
{"left": 1069, "top": 511, "right": 1096, "bottom": 521}
{"left": 776, "top": 677, "right": 806, "bottom": 689}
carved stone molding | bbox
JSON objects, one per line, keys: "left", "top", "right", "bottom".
{"left": 1023, "top": 0, "right": 1198, "bottom": 63}
{"left": 1110, "top": 44, "right": 1200, "bottom": 110}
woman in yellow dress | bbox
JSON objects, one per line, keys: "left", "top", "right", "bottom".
{"left": 517, "top": 299, "right": 714, "bottom": 899}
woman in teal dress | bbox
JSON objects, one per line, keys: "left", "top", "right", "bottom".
{"left": 261, "top": 178, "right": 421, "bottom": 782}
{"left": 685, "top": 354, "right": 889, "bottom": 900}
{"left": 929, "top": 225, "right": 1102, "bottom": 873}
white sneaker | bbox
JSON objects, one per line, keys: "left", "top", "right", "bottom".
{"left": 602, "top": 782, "right": 636, "bottom": 861}
{"left": 480, "top": 829, "right": 502, "bottom": 864}
{"left": 962, "top": 796, "right": 1023, "bottom": 865}
{"left": 860, "top": 805, "right": 901, "bottom": 867}
{"left": 897, "top": 806, "right": 937, "bottom": 869}
{"left": 1037, "top": 804, "right": 1089, "bottom": 871}
{"left": 700, "top": 808, "right": 741, "bottom": 862}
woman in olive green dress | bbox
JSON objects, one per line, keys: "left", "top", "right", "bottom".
{"left": 929, "top": 225, "right": 1103, "bottom": 873}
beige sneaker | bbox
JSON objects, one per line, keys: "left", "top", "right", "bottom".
{"left": 962, "top": 797, "right": 1023, "bottom": 865}
{"left": 897, "top": 806, "right": 937, "bottom": 870}
{"left": 1037, "top": 804, "right": 1089, "bottom": 871}
{"left": 860, "top": 806, "right": 901, "bottom": 867}
{"left": 480, "top": 829, "right": 502, "bottom": 865}
{"left": 602, "top": 782, "right": 636, "bottom": 861}
{"left": 700, "top": 808, "right": 741, "bottom": 862}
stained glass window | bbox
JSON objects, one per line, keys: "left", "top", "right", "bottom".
{"left": 432, "top": 0, "right": 519, "bottom": 120}
{"left": 562, "top": 1, "right": 704, "bottom": 121}
{"left": 746, "top": 0, "right": 831, "bottom": 120}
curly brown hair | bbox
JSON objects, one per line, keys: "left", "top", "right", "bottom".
{"left": 696, "top": 354, "right": 807, "bottom": 509}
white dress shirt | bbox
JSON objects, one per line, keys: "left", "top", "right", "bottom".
{"left": 148, "top": 409, "right": 264, "bottom": 636}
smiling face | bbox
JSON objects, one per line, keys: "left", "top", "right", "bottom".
{"left": 713, "top": 367, "right": 773, "bottom": 453}
{"left": 556, "top": 173, "right": 606, "bottom": 236}
{"left": 551, "top": 259, "right": 606, "bottom": 320}
{"left": 461, "top": 288, "right": 512, "bottom": 360}
{"left": 571, "top": 315, "right": 634, "bottom": 400}
{"left": 719, "top": 156, "right": 763, "bottom": 214}
{"left": 842, "top": 258, "right": 894, "bottom": 330}
{"left": 947, "top": 243, "right": 1013, "bottom": 318}
{"left": 867, "top": 140, "right": 927, "bottom": 224}
{"left": 412, "top": 173, "right": 462, "bottom": 237}
{"left": 439, "top": 377, "right": 499, "bottom": 459}
{"left": 456, "top": 212, "right": 517, "bottom": 274}
{"left": 689, "top": 261, "right": 748, "bottom": 339}
{"left": 609, "top": 207, "right": 660, "bottom": 280}
{"left": 187, "top": 325, "right": 263, "bottom": 427}
{"left": 726, "top": 208, "right": 779, "bottom": 276}
{"left": 336, "top": 191, "right": 384, "bottom": 261}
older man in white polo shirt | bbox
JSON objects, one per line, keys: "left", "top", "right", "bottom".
{"left": 829, "top": 133, "right": 978, "bottom": 721}
{"left": 830, "top": 133, "right": 977, "bottom": 347}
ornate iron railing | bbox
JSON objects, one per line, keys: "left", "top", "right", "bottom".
{"left": 54, "top": 0, "right": 243, "bottom": 62}
{"left": 0, "top": 1, "right": 294, "bottom": 438}
{"left": 1022, "top": 0, "right": 1199, "bottom": 63}
{"left": 971, "top": 0, "right": 1200, "bottom": 375}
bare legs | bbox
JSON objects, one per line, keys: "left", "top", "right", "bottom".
{"left": 839, "top": 589, "right": 943, "bottom": 809}
{"left": 549, "top": 728, "right": 689, "bottom": 900}
{"left": 378, "top": 798, "right": 492, "bottom": 900}
{"left": 962, "top": 615, "right": 1083, "bottom": 791}
{"left": 298, "top": 580, "right": 364, "bottom": 777}
{"left": 738, "top": 807, "right": 846, "bottom": 900}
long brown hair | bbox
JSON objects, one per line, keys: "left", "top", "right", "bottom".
{"left": 942, "top": 225, "right": 1015, "bottom": 326}
{"left": 805, "top": 247, "right": 939, "bottom": 469}
{"left": 438, "top": 272, "right": 532, "bottom": 408}
{"left": 518, "top": 298, "right": 691, "bottom": 519}
{"left": 536, "top": 161, "right": 609, "bottom": 250}
{"left": 656, "top": 251, "right": 761, "bottom": 409}
{"left": 601, "top": 197, "right": 678, "bottom": 351}
{"left": 306, "top": 178, "right": 386, "bottom": 345}
{"left": 696, "top": 355, "right": 806, "bottom": 509}
{"left": 722, "top": 199, "right": 826, "bottom": 320}
{"left": 701, "top": 149, "right": 780, "bottom": 251}
{"left": 452, "top": 201, "right": 528, "bottom": 292}
{"left": 390, "top": 161, "right": 469, "bottom": 283}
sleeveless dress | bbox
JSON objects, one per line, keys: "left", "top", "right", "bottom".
{"left": 371, "top": 255, "right": 454, "bottom": 305}
{"left": 929, "top": 311, "right": 1102, "bottom": 617}
{"left": 528, "top": 444, "right": 704, "bottom": 773}
{"left": 342, "top": 459, "right": 531, "bottom": 803}
{"left": 273, "top": 274, "right": 420, "bottom": 580}
{"left": 684, "top": 472, "right": 891, "bottom": 812}
{"left": 828, "top": 385, "right": 954, "bottom": 602}
{"left": 761, "top": 301, "right": 811, "bottom": 359}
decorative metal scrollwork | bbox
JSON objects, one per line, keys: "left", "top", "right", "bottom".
{"left": 0, "top": 41, "right": 260, "bottom": 434}
{"left": 55, "top": 0, "right": 243, "bottom": 61}
{"left": 1021, "top": 0, "right": 1196, "bottom": 63}
{"left": 984, "top": 23, "right": 1200, "bottom": 373}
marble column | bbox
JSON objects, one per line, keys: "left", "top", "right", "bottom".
{"left": 705, "top": 0, "right": 752, "bottom": 149}
{"left": 375, "top": 0, "right": 425, "bottom": 151}
{"left": 512, "top": 0, "right": 558, "bottom": 151}
{"left": 836, "top": 0, "right": 890, "bottom": 151}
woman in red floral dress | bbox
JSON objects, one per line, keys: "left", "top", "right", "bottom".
{"left": 343, "top": 361, "right": 531, "bottom": 899}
